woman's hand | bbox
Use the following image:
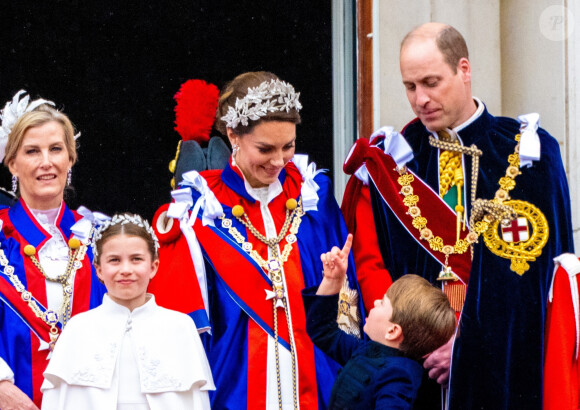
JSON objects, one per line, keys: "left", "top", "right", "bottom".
{"left": 316, "top": 234, "right": 353, "bottom": 295}
{"left": 0, "top": 380, "right": 39, "bottom": 410}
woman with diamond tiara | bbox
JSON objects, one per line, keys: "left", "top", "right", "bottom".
{"left": 149, "top": 71, "right": 363, "bottom": 409}
{"left": 0, "top": 91, "right": 106, "bottom": 409}
{"left": 41, "top": 213, "right": 215, "bottom": 409}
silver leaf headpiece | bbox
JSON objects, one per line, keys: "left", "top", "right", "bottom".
{"left": 0, "top": 90, "right": 55, "bottom": 162}
{"left": 221, "top": 79, "right": 302, "bottom": 129}
{"left": 92, "top": 213, "right": 160, "bottom": 260}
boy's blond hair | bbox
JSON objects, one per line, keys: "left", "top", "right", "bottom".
{"left": 386, "top": 274, "right": 456, "bottom": 360}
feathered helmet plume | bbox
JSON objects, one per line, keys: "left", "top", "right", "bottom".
{"left": 173, "top": 79, "right": 219, "bottom": 144}
{"left": 169, "top": 79, "right": 230, "bottom": 188}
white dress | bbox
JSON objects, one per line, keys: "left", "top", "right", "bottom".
{"left": 40, "top": 294, "right": 215, "bottom": 409}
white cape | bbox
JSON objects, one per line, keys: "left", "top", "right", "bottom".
{"left": 41, "top": 294, "right": 214, "bottom": 409}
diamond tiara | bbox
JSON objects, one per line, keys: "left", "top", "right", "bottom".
{"left": 220, "top": 79, "right": 302, "bottom": 129}
{"left": 92, "top": 213, "right": 160, "bottom": 259}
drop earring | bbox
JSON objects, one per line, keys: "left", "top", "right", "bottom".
{"left": 231, "top": 144, "right": 239, "bottom": 167}
{"left": 11, "top": 175, "right": 18, "bottom": 193}
{"left": 67, "top": 169, "right": 72, "bottom": 186}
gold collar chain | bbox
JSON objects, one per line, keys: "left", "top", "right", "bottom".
{"left": 23, "top": 238, "right": 87, "bottom": 328}
{"left": 0, "top": 239, "right": 87, "bottom": 351}
{"left": 473, "top": 133, "right": 549, "bottom": 275}
{"left": 220, "top": 197, "right": 303, "bottom": 410}
{"left": 399, "top": 134, "right": 521, "bottom": 279}
{"left": 469, "top": 134, "right": 522, "bottom": 232}
{"left": 397, "top": 171, "right": 478, "bottom": 279}
{"left": 221, "top": 198, "right": 304, "bottom": 292}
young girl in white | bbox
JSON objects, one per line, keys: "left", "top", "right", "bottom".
{"left": 41, "top": 213, "right": 214, "bottom": 409}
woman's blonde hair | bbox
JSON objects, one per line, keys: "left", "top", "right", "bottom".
{"left": 3, "top": 104, "right": 77, "bottom": 167}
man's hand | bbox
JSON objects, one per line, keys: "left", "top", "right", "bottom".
{"left": 316, "top": 234, "right": 353, "bottom": 295}
{"left": 423, "top": 336, "right": 454, "bottom": 386}
{"left": 0, "top": 380, "right": 39, "bottom": 410}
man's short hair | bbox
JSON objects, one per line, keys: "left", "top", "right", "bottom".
{"left": 436, "top": 26, "right": 469, "bottom": 73}
{"left": 401, "top": 24, "right": 469, "bottom": 74}
{"left": 387, "top": 274, "right": 456, "bottom": 360}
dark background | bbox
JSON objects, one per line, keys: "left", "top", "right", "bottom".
{"left": 0, "top": 1, "right": 335, "bottom": 219}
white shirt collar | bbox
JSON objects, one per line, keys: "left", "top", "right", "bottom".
{"left": 453, "top": 97, "right": 485, "bottom": 132}
{"left": 430, "top": 97, "right": 484, "bottom": 142}
{"left": 244, "top": 178, "right": 283, "bottom": 204}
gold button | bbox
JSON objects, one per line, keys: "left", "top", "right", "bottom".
{"left": 23, "top": 244, "right": 36, "bottom": 256}
{"left": 285, "top": 198, "right": 297, "bottom": 211}
{"left": 232, "top": 205, "right": 244, "bottom": 218}
{"left": 68, "top": 238, "right": 81, "bottom": 249}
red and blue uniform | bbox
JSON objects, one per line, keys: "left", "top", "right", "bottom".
{"left": 150, "top": 159, "right": 363, "bottom": 409}
{"left": 0, "top": 200, "right": 105, "bottom": 407}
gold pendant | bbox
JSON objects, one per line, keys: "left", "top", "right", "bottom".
{"left": 48, "top": 325, "right": 59, "bottom": 352}
{"left": 437, "top": 254, "right": 459, "bottom": 281}
{"left": 483, "top": 200, "right": 549, "bottom": 275}
{"left": 437, "top": 265, "right": 458, "bottom": 281}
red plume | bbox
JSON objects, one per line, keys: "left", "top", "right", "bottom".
{"left": 174, "top": 79, "right": 220, "bottom": 144}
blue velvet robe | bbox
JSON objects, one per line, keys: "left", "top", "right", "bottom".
{"left": 368, "top": 108, "right": 574, "bottom": 409}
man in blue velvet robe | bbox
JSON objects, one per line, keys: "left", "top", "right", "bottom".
{"left": 342, "top": 22, "right": 574, "bottom": 409}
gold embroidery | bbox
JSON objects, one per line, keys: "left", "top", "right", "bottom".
{"left": 337, "top": 278, "right": 362, "bottom": 338}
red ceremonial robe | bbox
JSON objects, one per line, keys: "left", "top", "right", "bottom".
{"left": 150, "top": 159, "right": 362, "bottom": 409}
{"left": 544, "top": 253, "right": 580, "bottom": 410}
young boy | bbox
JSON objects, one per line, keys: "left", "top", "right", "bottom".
{"left": 303, "top": 234, "right": 456, "bottom": 409}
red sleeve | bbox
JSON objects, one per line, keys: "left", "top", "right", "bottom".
{"left": 148, "top": 204, "right": 206, "bottom": 315}
{"left": 543, "top": 263, "right": 580, "bottom": 410}
{"left": 344, "top": 183, "right": 393, "bottom": 313}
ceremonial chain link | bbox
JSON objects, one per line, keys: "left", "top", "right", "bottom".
{"left": 0, "top": 239, "right": 87, "bottom": 351}
{"left": 469, "top": 134, "right": 522, "bottom": 233}
{"left": 397, "top": 172, "right": 479, "bottom": 259}
{"left": 397, "top": 135, "right": 520, "bottom": 278}
{"left": 220, "top": 197, "right": 303, "bottom": 410}
{"left": 25, "top": 239, "right": 86, "bottom": 327}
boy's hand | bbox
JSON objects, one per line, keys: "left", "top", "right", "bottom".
{"left": 317, "top": 234, "right": 353, "bottom": 295}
